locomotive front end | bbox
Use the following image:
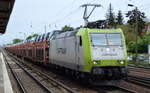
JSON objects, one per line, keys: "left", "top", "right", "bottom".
{"left": 85, "top": 29, "right": 128, "bottom": 79}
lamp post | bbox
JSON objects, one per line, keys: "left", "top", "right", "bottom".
{"left": 128, "top": 4, "right": 138, "bottom": 63}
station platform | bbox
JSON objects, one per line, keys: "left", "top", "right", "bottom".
{"left": 0, "top": 50, "right": 14, "bottom": 93}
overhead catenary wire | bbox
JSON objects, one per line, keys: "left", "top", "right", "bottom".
{"left": 22, "top": 0, "right": 150, "bottom": 35}
{"left": 25, "top": 8, "right": 82, "bottom": 34}
{"left": 28, "top": 0, "right": 150, "bottom": 32}
{"left": 50, "top": 7, "right": 82, "bottom": 25}
{"left": 52, "top": 0, "right": 77, "bottom": 19}
{"left": 50, "top": 0, "right": 101, "bottom": 27}
{"left": 50, "top": 0, "right": 105, "bottom": 27}
{"left": 25, "top": 0, "right": 81, "bottom": 33}
{"left": 25, "top": 0, "right": 102, "bottom": 32}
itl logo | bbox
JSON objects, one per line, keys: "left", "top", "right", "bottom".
{"left": 57, "top": 48, "right": 66, "bottom": 54}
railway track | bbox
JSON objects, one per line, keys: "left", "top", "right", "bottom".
{"left": 5, "top": 51, "right": 97, "bottom": 93}
{"left": 4, "top": 51, "right": 138, "bottom": 93}
{"left": 4, "top": 55, "right": 27, "bottom": 93}
{"left": 93, "top": 85, "right": 137, "bottom": 93}
{"left": 128, "top": 65, "right": 150, "bottom": 88}
{"left": 127, "top": 75, "right": 150, "bottom": 88}
{"left": 3, "top": 52, "right": 51, "bottom": 93}
{"left": 129, "top": 65, "right": 150, "bottom": 69}
{"left": 129, "top": 67, "right": 150, "bottom": 74}
{"left": 3, "top": 52, "right": 78, "bottom": 93}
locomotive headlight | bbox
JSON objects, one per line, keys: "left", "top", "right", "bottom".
{"left": 120, "top": 61, "right": 124, "bottom": 64}
{"left": 93, "top": 61, "right": 100, "bottom": 64}
{"left": 93, "top": 61, "right": 97, "bottom": 64}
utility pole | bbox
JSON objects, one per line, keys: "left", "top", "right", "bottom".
{"left": 135, "top": 7, "right": 138, "bottom": 63}
{"left": 128, "top": 4, "right": 138, "bottom": 63}
{"left": 81, "top": 4, "right": 102, "bottom": 26}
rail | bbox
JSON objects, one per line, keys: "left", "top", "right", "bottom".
{"left": 3, "top": 53, "right": 28, "bottom": 93}
{"left": 93, "top": 85, "right": 137, "bottom": 93}
{"left": 6, "top": 51, "right": 78, "bottom": 93}
{"left": 127, "top": 75, "right": 150, "bottom": 88}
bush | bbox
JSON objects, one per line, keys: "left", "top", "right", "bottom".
{"left": 128, "top": 33, "right": 150, "bottom": 53}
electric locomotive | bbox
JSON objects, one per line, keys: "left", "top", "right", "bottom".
{"left": 49, "top": 28, "right": 128, "bottom": 80}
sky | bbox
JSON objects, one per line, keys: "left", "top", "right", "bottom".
{"left": 0, "top": 0, "right": 150, "bottom": 45}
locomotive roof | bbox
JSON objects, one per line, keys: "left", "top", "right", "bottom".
{"left": 53, "top": 28, "right": 123, "bottom": 39}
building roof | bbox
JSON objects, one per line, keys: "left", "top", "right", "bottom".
{"left": 0, "top": 0, "right": 15, "bottom": 34}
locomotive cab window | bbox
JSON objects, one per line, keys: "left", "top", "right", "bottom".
{"left": 91, "top": 34, "right": 107, "bottom": 46}
{"left": 107, "top": 34, "right": 123, "bottom": 46}
{"left": 90, "top": 33, "right": 123, "bottom": 46}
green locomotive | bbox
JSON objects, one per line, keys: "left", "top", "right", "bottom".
{"left": 49, "top": 28, "right": 128, "bottom": 80}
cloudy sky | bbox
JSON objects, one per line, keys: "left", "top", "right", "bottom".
{"left": 0, "top": 0, "right": 150, "bottom": 45}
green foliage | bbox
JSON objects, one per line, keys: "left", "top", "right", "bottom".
{"left": 116, "top": 10, "right": 124, "bottom": 25}
{"left": 106, "top": 3, "right": 116, "bottom": 27}
{"left": 26, "top": 34, "right": 38, "bottom": 40}
{"left": 117, "top": 8, "right": 147, "bottom": 53}
{"left": 13, "top": 39, "right": 23, "bottom": 44}
{"left": 128, "top": 33, "right": 150, "bottom": 53}
{"left": 61, "top": 25, "right": 74, "bottom": 32}
{"left": 126, "top": 8, "right": 146, "bottom": 37}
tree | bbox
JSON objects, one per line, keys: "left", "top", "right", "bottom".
{"left": 126, "top": 8, "right": 146, "bottom": 37}
{"left": 128, "top": 33, "right": 150, "bottom": 53}
{"left": 13, "top": 39, "right": 23, "bottom": 44}
{"left": 117, "top": 25, "right": 136, "bottom": 44}
{"left": 26, "top": 34, "right": 39, "bottom": 40}
{"left": 106, "top": 3, "right": 116, "bottom": 27}
{"left": 116, "top": 10, "right": 124, "bottom": 25}
{"left": 61, "top": 25, "right": 74, "bottom": 32}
